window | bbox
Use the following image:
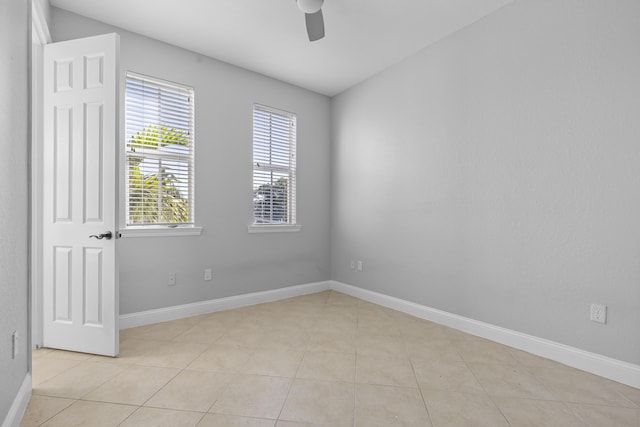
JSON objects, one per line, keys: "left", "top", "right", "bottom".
{"left": 251, "top": 104, "right": 299, "bottom": 230}
{"left": 125, "top": 72, "right": 195, "bottom": 229}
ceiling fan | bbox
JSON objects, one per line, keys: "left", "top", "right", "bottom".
{"left": 297, "top": 0, "right": 325, "bottom": 41}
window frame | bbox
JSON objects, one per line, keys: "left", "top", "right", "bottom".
{"left": 120, "top": 71, "right": 201, "bottom": 237}
{"left": 249, "top": 103, "right": 301, "bottom": 233}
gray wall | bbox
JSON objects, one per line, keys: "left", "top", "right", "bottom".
{"left": 0, "top": 0, "right": 30, "bottom": 421}
{"left": 331, "top": 0, "right": 640, "bottom": 365}
{"left": 51, "top": 8, "right": 332, "bottom": 315}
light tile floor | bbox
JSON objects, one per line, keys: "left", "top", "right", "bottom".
{"left": 23, "top": 291, "right": 640, "bottom": 426}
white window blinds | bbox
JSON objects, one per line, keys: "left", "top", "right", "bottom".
{"left": 125, "top": 72, "right": 195, "bottom": 226}
{"left": 252, "top": 104, "right": 297, "bottom": 225}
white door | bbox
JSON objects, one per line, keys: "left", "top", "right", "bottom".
{"left": 42, "top": 34, "right": 120, "bottom": 356}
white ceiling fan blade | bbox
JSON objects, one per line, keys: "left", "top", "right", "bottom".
{"left": 305, "top": 9, "right": 325, "bottom": 41}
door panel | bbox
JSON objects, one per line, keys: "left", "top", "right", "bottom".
{"left": 43, "top": 33, "right": 120, "bottom": 357}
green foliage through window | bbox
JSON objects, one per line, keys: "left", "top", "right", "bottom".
{"left": 127, "top": 125, "right": 190, "bottom": 224}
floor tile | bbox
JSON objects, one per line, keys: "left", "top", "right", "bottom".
{"left": 306, "top": 331, "right": 356, "bottom": 354}
{"left": 404, "top": 338, "right": 462, "bottom": 362}
{"left": 34, "top": 361, "right": 128, "bottom": 399}
{"left": 296, "top": 351, "right": 355, "bottom": 382}
{"left": 280, "top": 379, "right": 354, "bottom": 427}
{"left": 326, "top": 293, "right": 360, "bottom": 307}
{"left": 119, "top": 407, "right": 204, "bottom": 427}
{"left": 82, "top": 365, "right": 180, "bottom": 405}
{"left": 257, "top": 329, "right": 310, "bottom": 350}
{"left": 215, "top": 329, "right": 265, "bottom": 349}
{"left": 275, "top": 421, "right": 326, "bottom": 427}
{"left": 134, "top": 320, "right": 195, "bottom": 341}
{"left": 507, "top": 348, "right": 567, "bottom": 369}
{"left": 172, "top": 323, "right": 229, "bottom": 344}
{"left": 40, "top": 349, "right": 95, "bottom": 361}
{"left": 19, "top": 395, "right": 74, "bottom": 427}
{"left": 443, "top": 326, "right": 484, "bottom": 341}
{"left": 526, "top": 365, "right": 636, "bottom": 407}
{"left": 454, "top": 340, "right": 518, "bottom": 365}
{"left": 312, "top": 318, "right": 357, "bottom": 334}
{"left": 196, "top": 311, "right": 244, "bottom": 327}
{"left": 32, "top": 348, "right": 55, "bottom": 360}
{"left": 133, "top": 340, "right": 209, "bottom": 369}
{"left": 315, "top": 309, "right": 357, "bottom": 323}
{"left": 241, "top": 347, "right": 304, "bottom": 377}
{"left": 609, "top": 382, "right": 640, "bottom": 407}
{"left": 187, "top": 344, "right": 253, "bottom": 373}
{"left": 493, "top": 397, "right": 584, "bottom": 427}
{"left": 198, "top": 414, "right": 276, "bottom": 427}
{"left": 468, "top": 362, "right": 557, "bottom": 399}
{"left": 119, "top": 324, "right": 155, "bottom": 340}
{"left": 423, "top": 390, "right": 510, "bottom": 427}
{"left": 88, "top": 338, "right": 163, "bottom": 365}
{"left": 357, "top": 316, "right": 401, "bottom": 336}
{"left": 31, "top": 358, "right": 82, "bottom": 387}
{"left": 319, "top": 305, "right": 357, "bottom": 320}
{"left": 356, "top": 354, "right": 418, "bottom": 387}
{"left": 276, "top": 315, "right": 318, "bottom": 331}
{"left": 144, "top": 370, "right": 234, "bottom": 412}
{"left": 567, "top": 402, "right": 640, "bottom": 427}
{"left": 38, "top": 400, "right": 136, "bottom": 427}
{"left": 210, "top": 374, "right": 291, "bottom": 419}
{"left": 412, "top": 359, "right": 485, "bottom": 394}
{"left": 399, "top": 320, "right": 451, "bottom": 341}
{"left": 357, "top": 301, "right": 392, "bottom": 313}
{"left": 357, "top": 334, "right": 408, "bottom": 359}
{"left": 355, "top": 383, "right": 431, "bottom": 426}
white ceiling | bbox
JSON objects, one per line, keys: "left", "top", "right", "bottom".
{"left": 50, "top": 0, "right": 512, "bottom": 96}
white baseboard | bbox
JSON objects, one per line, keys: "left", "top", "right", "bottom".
{"left": 330, "top": 281, "right": 640, "bottom": 389}
{"left": 120, "top": 281, "right": 331, "bottom": 329}
{"left": 2, "top": 374, "right": 31, "bottom": 427}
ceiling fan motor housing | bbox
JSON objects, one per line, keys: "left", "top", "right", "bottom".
{"left": 297, "top": 0, "right": 324, "bottom": 14}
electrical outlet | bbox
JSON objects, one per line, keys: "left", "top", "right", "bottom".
{"left": 204, "top": 268, "right": 212, "bottom": 281}
{"left": 12, "top": 331, "right": 18, "bottom": 359}
{"left": 357, "top": 260, "right": 363, "bottom": 272}
{"left": 168, "top": 273, "right": 176, "bottom": 286}
{"left": 350, "top": 260, "right": 355, "bottom": 270}
{"left": 590, "top": 303, "right": 607, "bottom": 324}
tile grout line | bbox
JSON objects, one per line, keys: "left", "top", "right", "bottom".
{"left": 31, "top": 355, "right": 84, "bottom": 390}
{"left": 31, "top": 396, "right": 78, "bottom": 427}
{"left": 110, "top": 322, "right": 208, "bottom": 425}
{"left": 353, "top": 301, "right": 363, "bottom": 427}
{"left": 274, "top": 301, "right": 325, "bottom": 425}
{"left": 461, "top": 354, "right": 515, "bottom": 426}
{"left": 403, "top": 335, "right": 436, "bottom": 427}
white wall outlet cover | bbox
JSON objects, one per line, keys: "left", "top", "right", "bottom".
{"left": 204, "top": 268, "right": 212, "bottom": 281}
{"left": 590, "top": 303, "right": 607, "bottom": 324}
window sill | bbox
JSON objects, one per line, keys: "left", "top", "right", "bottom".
{"left": 119, "top": 226, "right": 203, "bottom": 238}
{"left": 248, "top": 224, "right": 302, "bottom": 234}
